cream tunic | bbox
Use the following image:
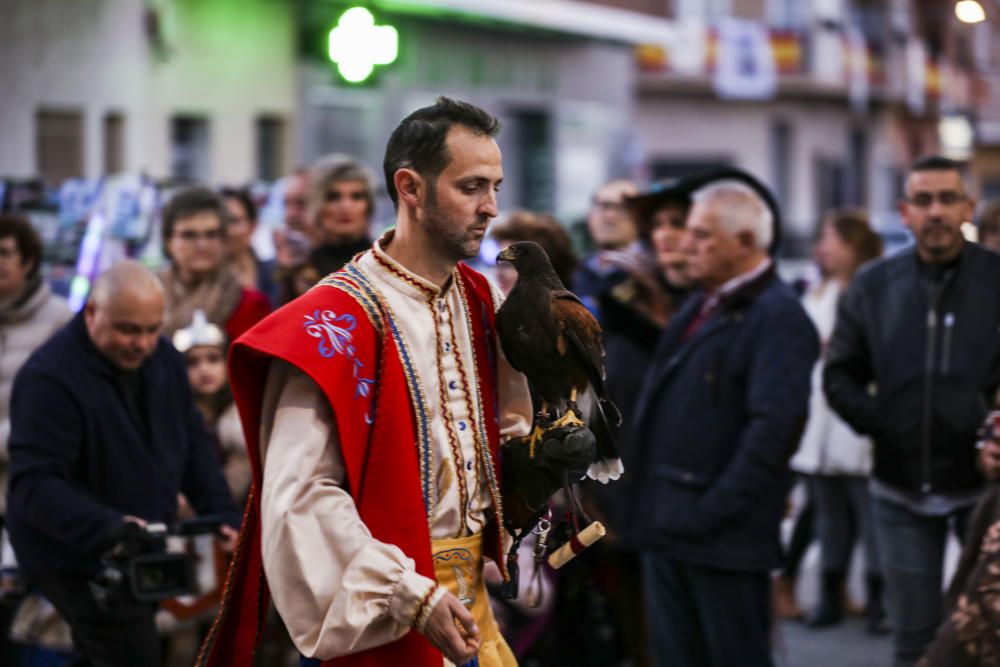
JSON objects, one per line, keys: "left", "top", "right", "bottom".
{"left": 259, "top": 240, "right": 532, "bottom": 660}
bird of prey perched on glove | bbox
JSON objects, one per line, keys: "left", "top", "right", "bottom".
{"left": 496, "top": 241, "right": 623, "bottom": 483}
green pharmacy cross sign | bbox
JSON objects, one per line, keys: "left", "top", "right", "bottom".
{"left": 327, "top": 7, "right": 399, "bottom": 83}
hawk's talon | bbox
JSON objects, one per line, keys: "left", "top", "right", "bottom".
{"left": 527, "top": 424, "right": 546, "bottom": 459}
{"left": 551, "top": 407, "right": 585, "bottom": 430}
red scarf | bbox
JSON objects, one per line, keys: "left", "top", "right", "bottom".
{"left": 197, "top": 260, "right": 505, "bottom": 667}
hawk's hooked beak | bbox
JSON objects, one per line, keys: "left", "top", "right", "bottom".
{"left": 496, "top": 247, "right": 515, "bottom": 264}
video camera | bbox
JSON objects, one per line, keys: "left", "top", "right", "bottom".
{"left": 90, "top": 515, "right": 225, "bottom": 610}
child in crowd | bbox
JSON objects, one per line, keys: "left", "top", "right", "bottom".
{"left": 173, "top": 310, "right": 250, "bottom": 506}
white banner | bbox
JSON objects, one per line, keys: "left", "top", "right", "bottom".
{"left": 714, "top": 18, "right": 778, "bottom": 100}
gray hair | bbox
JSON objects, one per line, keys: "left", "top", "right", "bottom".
{"left": 691, "top": 180, "right": 773, "bottom": 251}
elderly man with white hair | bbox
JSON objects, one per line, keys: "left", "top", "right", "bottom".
{"left": 625, "top": 176, "right": 819, "bottom": 667}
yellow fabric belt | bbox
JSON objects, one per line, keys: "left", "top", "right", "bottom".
{"left": 431, "top": 533, "right": 518, "bottom": 667}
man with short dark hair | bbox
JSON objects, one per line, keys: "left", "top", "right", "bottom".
{"left": 200, "top": 97, "right": 542, "bottom": 667}
{"left": 824, "top": 155, "right": 1000, "bottom": 666}
{"left": 5, "top": 261, "right": 238, "bottom": 667}
{"left": 627, "top": 179, "right": 818, "bottom": 667}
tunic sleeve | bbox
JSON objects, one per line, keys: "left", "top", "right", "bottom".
{"left": 258, "top": 360, "right": 442, "bottom": 660}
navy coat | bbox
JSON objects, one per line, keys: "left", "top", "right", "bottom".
{"left": 6, "top": 313, "right": 238, "bottom": 576}
{"left": 624, "top": 266, "right": 819, "bottom": 571}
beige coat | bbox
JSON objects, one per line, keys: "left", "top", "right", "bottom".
{"left": 0, "top": 281, "right": 73, "bottom": 514}
{"left": 790, "top": 280, "right": 873, "bottom": 476}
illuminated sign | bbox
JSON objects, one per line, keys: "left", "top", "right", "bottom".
{"left": 327, "top": 7, "right": 398, "bottom": 83}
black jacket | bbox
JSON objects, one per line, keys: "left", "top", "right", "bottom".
{"left": 824, "top": 242, "right": 1000, "bottom": 494}
{"left": 624, "top": 266, "right": 819, "bottom": 570}
{"left": 6, "top": 314, "right": 238, "bottom": 576}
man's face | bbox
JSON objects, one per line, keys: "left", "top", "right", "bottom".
{"left": 283, "top": 174, "right": 309, "bottom": 233}
{"left": 900, "top": 169, "right": 972, "bottom": 262}
{"left": 167, "top": 211, "right": 225, "bottom": 280}
{"left": 224, "top": 197, "right": 255, "bottom": 256}
{"left": 649, "top": 202, "right": 691, "bottom": 288}
{"left": 317, "top": 179, "right": 369, "bottom": 244}
{"left": 0, "top": 236, "right": 31, "bottom": 299}
{"left": 588, "top": 181, "right": 639, "bottom": 250}
{"left": 682, "top": 200, "right": 742, "bottom": 290}
{"left": 419, "top": 126, "right": 502, "bottom": 262}
{"left": 84, "top": 289, "right": 165, "bottom": 370}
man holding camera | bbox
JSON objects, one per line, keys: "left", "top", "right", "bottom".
{"left": 5, "top": 260, "right": 238, "bottom": 666}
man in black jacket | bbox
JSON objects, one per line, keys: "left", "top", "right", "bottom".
{"left": 824, "top": 155, "right": 1000, "bottom": 666}
{"left": 626, "top": 179, "right": 818, "bottom": 666}
{"left": 5, "top": 260, "right": 238, "bottom": 667}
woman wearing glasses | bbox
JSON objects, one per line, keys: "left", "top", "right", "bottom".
{"left": 159, "top": 186, "right": 271, "bottom": 341}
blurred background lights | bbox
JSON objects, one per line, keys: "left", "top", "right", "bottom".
{"left": 955, "top": 0, "right": 986, "bottom": 23}
{"left": 327, "top": 7, "right": 398, "bottom": 83}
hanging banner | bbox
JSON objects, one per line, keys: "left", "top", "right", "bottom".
{"left": 713, "top": 17, "right": 777, "bottom": 100}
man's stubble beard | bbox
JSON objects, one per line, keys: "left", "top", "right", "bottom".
{"left": 920, "top": 217, "right": 962, "bottom": 259}
{"left": 421, "top": 186, "right": 485, "bottom": 262}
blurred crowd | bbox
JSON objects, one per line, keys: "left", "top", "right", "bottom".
{"left": 2, "top": 146, "right": 1000, "bottom": 667}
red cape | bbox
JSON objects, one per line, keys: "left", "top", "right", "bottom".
{"left": 198, "top": 261, "right": 505, "bottom": 667}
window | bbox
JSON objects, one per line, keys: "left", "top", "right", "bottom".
{"left": 256, "top": 116, "right": 286, "bottom": 181}
{"left": 315, "top": 105, "right": 366, "bottom": 158}
{"left": 36, "top": 109, "right": 84, "bottom": 186}
{"left": 846, "top": 127, "right": 868, "bottom": 206}
{"left": 104, "top": 112, "right": 125, "bottom": 175}
{"left": 815, "top": 156, "right": 846, "bottom": 221}
{"left": 770, "top": 119, "right": 792, "bottom": 210}
{"left": 170, "top": 115, "right": 210, "bottom": 183}
{"left": 510, "top": 110, "right": 554, "bottom": 213}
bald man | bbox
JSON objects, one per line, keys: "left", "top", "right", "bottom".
{"left": 5, "top": 261, "right": 238, "bottom": 667}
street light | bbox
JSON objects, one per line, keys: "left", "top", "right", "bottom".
{"left": 955, "top": 0, "right": 986, "bottom": 23}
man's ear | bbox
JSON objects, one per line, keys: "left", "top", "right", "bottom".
{"left": 394, "top": 168, "right": 423, "bottom": 209}
{"left": 735, "top": 229, "right": 757, "bottom": 253}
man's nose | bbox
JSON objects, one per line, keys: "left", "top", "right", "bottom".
{"left": 480, "top": 191, "right": 499, "bottom": 218}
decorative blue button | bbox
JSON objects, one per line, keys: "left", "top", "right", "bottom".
{"left": 444, "top": 342, "right": 451, "bottom": 352}
{"left": 449, "top": 380, "right": 457, "bottom": 391}
{"left": 458, "top": 421, "right": 467, "bottom": 431}
{"left": 466, "top": 461, "right": 473, "bottom": 471}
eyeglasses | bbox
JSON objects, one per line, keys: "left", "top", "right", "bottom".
{"left": 907, "top": 191, "right": 967, "bottom": 208}
{"left": 174, "top": 228, "right": 223, "bottom": 242}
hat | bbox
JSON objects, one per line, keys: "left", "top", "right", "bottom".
{"left": 625, "top": 167, "right": 783, "bottom": 255}
{"left": 172, "top": 310, "right": 226, "bottom": 354}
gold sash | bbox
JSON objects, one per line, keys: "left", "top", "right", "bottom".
{"left": 431, "top": 533, "right": 518, "bottom": 667}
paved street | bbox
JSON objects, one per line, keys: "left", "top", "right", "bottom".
{"left": 777, "top": 618, "right": 892, "bottom": 667}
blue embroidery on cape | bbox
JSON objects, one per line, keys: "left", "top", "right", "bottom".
{"left": 303, "top": 309, "right": 375, "bottom": 399}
